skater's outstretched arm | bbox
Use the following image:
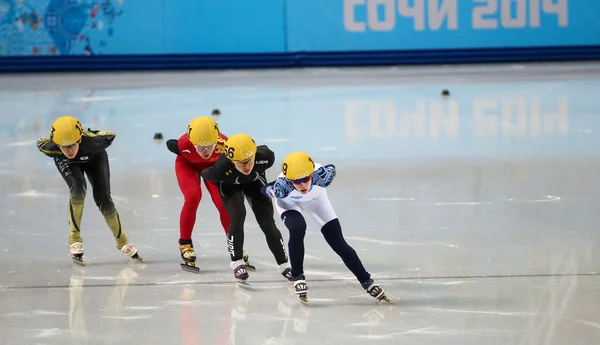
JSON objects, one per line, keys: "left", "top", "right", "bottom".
{"left": 311, "top": 164, "right": 336, "bottom": 187}
{"left": 200, "top": 155, "right": 239, "bottom": 183}
{"left": 261, "top": 178, "right": 294, "bottom": 199}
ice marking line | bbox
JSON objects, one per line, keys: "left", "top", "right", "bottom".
{"left": 75, "top": 276, "right": 119, "bottom": 281}
{"left": 4, "top": 140, "right": 36, "bottom": 147}
{"left": 9, "top": 190, "right": 60, "bottom": 198}
{"left": 5, "top": 272, "right": 599, "bottom": 290}
{"left": 139, "top": 244, "right": 162, "bottom": 252}
{"left": 101, "top": 315, "right": 152, "bottom": 320}
{"left": 126, "top": 306, "right": 161, "bottom": 310}
{"left": 429, "top": 201, "right": 493, "bottom": 206}
{"left": 356, "top": 327, "right": 437, "bottom": 339}
{"left": 31, "top": 310, "right": 69, "bottom": 315}
{"left": 420, "top": 307, "right": 534, "bottom": 316}
{"left": 164, "top": 300, "right": 230, "bottom": 306}
{"left": 366, "top": 197, "right": 415, "bottom": 201}
{"left": 501, "top": 195, "right": 561, "bottom": 203}
{"left": 346, "top": 236, "right": 459, "bottom": 248}
{"left": 562, "top": 317, "right": 600, "bottom": 330}
{"left": 35, "top": 328, "right": 60, "bottom": 338}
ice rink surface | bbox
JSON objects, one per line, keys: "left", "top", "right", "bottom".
{"left": 1, "top": 62, "right": 600, "bottom": 344}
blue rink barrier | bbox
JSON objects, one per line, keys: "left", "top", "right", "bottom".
{"left": 1, "top": 0, "right": 600, "bottom": 72}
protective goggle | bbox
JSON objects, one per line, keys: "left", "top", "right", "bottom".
{"left": 233, "top": 158, "right": 254, "bottom": 167}
{"left": 59, "top": 142, "right": 80, "bottom": 150}
{"left": 194, "top": 143, "right": 216, "bottom": 151}
{"left": 291, "top": 176, "right": 311, "bottom": 184}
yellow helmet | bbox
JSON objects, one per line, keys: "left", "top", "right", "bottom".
{"left": 187, "top": 116, "right": 220, "bottom": 147}
{"left": 224, "top": 134, "right": 257, "bottom": 162}
{"left": 282, "top": 152, "right": 315, "bottom": 180}
{"left": 51, "top": 116, "right": 83, "bottom": 146}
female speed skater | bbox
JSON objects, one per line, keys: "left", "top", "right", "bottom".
{"left": 261, "top": 151, "right": 391, "bottom": 305}
{"left": 166, "top": 116, "right": 254, "bottom": 272}
{"left": 36, "top": 116, "right": 144, "bottom": 265}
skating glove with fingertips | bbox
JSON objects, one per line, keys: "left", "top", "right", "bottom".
{"left": 262, "top": 178, "right": 294, "bottom": 198}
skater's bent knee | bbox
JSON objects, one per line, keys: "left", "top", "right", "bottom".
{"left": 69, "top": 184, "right": 86, "bottom": 200}
{"left": 321, "top": 219, "right": 350, "bottom": 248}
{"left": 282, "top": 210, "right": 306, "bottom": 233}
{"left": 183, "top": 191, "right": 201, "bottom": 206}
{"left": 96, "top": 196, "right": 116, "bottom": 215}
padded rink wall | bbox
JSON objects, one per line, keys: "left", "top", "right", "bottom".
{"left": 1, "top": 0, "right": 600, "bottom": 72}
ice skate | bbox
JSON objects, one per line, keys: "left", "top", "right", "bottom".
{"left": 242, "top": 251, "right": 256, "bottom": 271}
{"left": 281, "top": 266, "right": 293, "bottom": 282}
{"left": 180, "top": 243, "right": 199, "bottom": 273}
{"left": 70, "top": 242, "right": 85, "bottom": 266}
{"left": 361, "top": 279, "right": 391, "bottom": 304}
{"left": 120, "top": 244, "right": 146, "bottom": 263}
{"left": 233, "top": 263, "right": 251, "bottom": 288}
{"left": 293, "top": 275, "right": 309, "bottom": 306}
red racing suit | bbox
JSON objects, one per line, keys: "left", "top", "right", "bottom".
{"left": 170, "top": 133, "right": 230, "bottom": 243}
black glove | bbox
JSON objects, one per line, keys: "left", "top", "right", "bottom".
{"left": 166, "top": 139, "right": 180, "bottom": 155}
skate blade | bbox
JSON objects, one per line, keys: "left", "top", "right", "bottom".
{"left": 132, "top": 254, "right": 146, "bottom": 263}
{"left": 237, "top": 280, "right": 252, "bottom": 290}
{"left": 245, "top": 264, "right": 256, "bottom": 271}
{"left": 379, "top": 296, "right": 392, "bottom": 304}
{"left": 298, "top": 294, "right": 309, "bottom": 306}
{"left": 72, "top": 258, "right": 86, "bottom": 266}
{"left": 180, "top": 263, "right": 200, "bottom": 273}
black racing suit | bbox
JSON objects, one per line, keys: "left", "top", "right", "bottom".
{"left": 36, "top": 130, "right": 129, "bottom": 249}
{"left": 201, "top": 145, "right": 288, "bottom": 265}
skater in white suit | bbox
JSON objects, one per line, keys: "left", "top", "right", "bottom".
{"left": 261, "top": 151, "right": 391, "bottom": 305}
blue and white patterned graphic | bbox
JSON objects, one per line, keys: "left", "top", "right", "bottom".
{"left": 1, "top": 0, "right": 124, "bottom": 56}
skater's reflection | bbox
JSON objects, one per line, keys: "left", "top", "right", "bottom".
{"left": 277, "top": 293, "right": 311, "bottom": 336}
{"left": 68, "top": 265, "right": 142, "bottom": 344}
{"left": 178, "top": 283, "right": 252, "bottom": 345}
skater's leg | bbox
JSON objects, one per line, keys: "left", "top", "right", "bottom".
{"left": 204, "top": 179, "right": 230, "bottom": 235}
{"left": 309, "top": 194, "right": 389, "bottom": 302}
{"left": 280, "top": 209, "right": 307, "bottom": 278}
{"left": 175, "top": 158, "right": 204, "bottom": 266}
{"left": 221, "top": 185, "right": 246, "bottom": 263}
{"left": 221, "top": 185, "right": 250, "bottom": 280}
{"left": 305, "top": 193, "right": 371, "bottom": 284}
{"left": 320, "top": 218, "right": 371, "bottom": 284}
{"left": 244, "top": 180, "right": 288, "bottom": 266}
{"left": 54, "top": 158, "right": 86, "bottom": 246}
{"left": 206, "top": 178, "right": 256, "bottom": 269}
{"left": 84, "top": 151, "right": 129, "bottom": 250}
{"left": 176, "top": 158, "right": 202, "bottom": 243}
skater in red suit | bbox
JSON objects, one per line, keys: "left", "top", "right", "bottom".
{"left": 166, "top": 116, "right": 254, "bottom": 272}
